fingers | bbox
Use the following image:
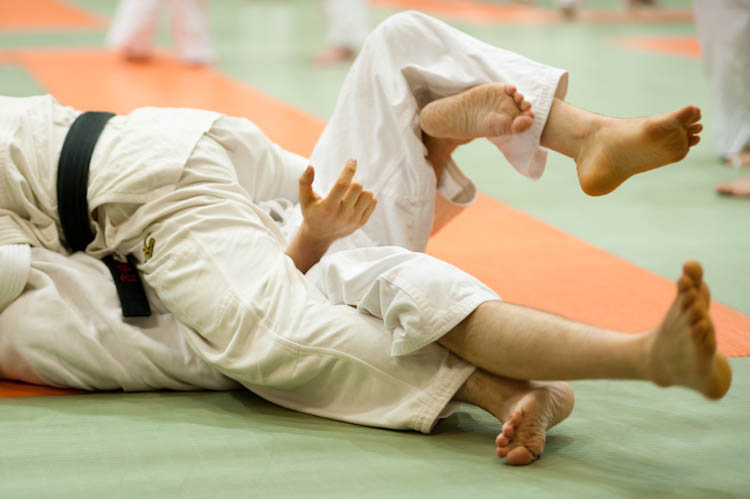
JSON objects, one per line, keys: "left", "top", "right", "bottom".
{"left": 341, "top": 183, "right": 377, "bottom": 223}
{"left": 340, "top": 180, "right": 364, "bottom": 211}
{"left": 326, "top": 158, "right": 358, "bottom": 205}
{"left": 297, "top": 165, "right": 316, "bottom": 206}
{"left": 353, "top": 191, "right": 377, "bottom": 223}
{"left": 322, "top": 158, "right": 378, "bottom": 226}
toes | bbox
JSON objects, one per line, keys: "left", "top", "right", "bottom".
{"left": 488, "top": 114, "right": 513, "bottom": 136}
{"left": 677, "top": 275, "right": 692, "bottom": 292}
{"left": 688, "top": 135, "right": 701, "bottom": 147}
{"left": 687, "top": 123, "right": 703, "bottom": 135}
{"left": 511, "top": 116, "right": 534, "bottom": 134}
{"left": 675, "top": 105, "right": 701, "bottom": 125}
{"left": 691, "top": 318, "right": 716, "bottom": 351}
{"left": 513, "top": 92, "right": 525, "bottom": 106}
{"left": 681, "top": 288, "right": 699, "bottom": 311}
{"left": 496, "top": 434, "right": 510, "bottom": 447}
{"left": 687, "top": 302, "right": 706, "bottom": 325}
{"left": 506, "top": 446, "right": 537, "bottom": 466}
{"left": 683, "top": 261, "right": 703, "bottom": 287}
{"left": 520, "top": 100, "right": 532, "bottom": 112}
{"left": 511, "top": 409, "right": 524, "bottom": 424}
{"left": 504, "top": 84, "right": 517, "bottom": 96}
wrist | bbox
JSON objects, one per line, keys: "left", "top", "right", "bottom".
{"left": 298, "top": 223, "right": 334, "bottom": 250}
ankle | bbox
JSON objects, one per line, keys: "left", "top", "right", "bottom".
{"left": 639, "top": 329, "right": 663, "bottom": 385}
{"left": 574, "top": 114, "right": 605, "bottom": 156}
{"left": 422, "top": 132, "right": 467, "bottom": 184}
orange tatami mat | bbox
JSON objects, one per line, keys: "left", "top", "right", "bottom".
{"left": 0, "top": 48, "right": 748, "bottom": 398}
{"left": 4, "top": 49, "right": 323, "bottom": 157}
{"left": 0, "top": 0, "right": 106, "bottom": 30}
{"left": 426, "top": 196, "right": 750, "bottom": 357}
{"left": 613, "top": 36, "right": 701, "bottom": 58}
{"left": 370, "top": 0, "right": 692, "bottom": 25}
{"left": 0, "top": 381, "right": 84, "bottom": 398}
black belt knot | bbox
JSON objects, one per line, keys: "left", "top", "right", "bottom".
{"left": 57, "top": 111, "right": 151, "bottom": 317}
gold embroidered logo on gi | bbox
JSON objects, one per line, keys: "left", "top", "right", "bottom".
{"left": 143, "top": 234, "right": 155, "bottom": 262}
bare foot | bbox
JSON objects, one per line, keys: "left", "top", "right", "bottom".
{"left": 313, "top": 46, "right": 356, "bottom": 65}
{"left": 647, "top": 261, "right": 732, "bottom": 400}
{"left": 716, "top": 176, "right": 750, "bottom": 198}
{"left": 495, "top": 382, "right": 575, "bottom": 466}
{"left": 576, "top": 105, "right": 702, "bottom": 196}
{"left": 419, "top": 83, "right": 535, "bottom": 141}
{"left": 725, "top": 149, "right": 750, "bottom": 168}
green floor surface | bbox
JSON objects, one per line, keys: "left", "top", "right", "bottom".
{"left": 1, "top": 358, "right": 748, "bottom": 499}
{"left": 1, "top": 1, "right": 748, "bottom": 497}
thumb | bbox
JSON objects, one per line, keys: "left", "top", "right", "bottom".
{"left": 298, "top": 165, "right": 316, "bottom": 206}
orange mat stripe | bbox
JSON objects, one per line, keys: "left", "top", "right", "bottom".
{"left": 0, "top": 381, "right": 83, "bottom": 397}
{"left": 370, "top": 0, "right": 692, "bottom": 25}
{"left": 371, "top": 0, "right": 557, "bottom": 24}
{"left": 426, "top": 196, "right": 750, "bottom": 357}
{"left": 0, "top": 48, "right": 747, "bottom": 398}
{"left": 612, "top": 36, "right": 701, "bottom": 59}
{"left": 0, "top": 0, "right": 105, "bottom": 30}
{"left": 5, "top": 49, "right": 323, "bottom": 157}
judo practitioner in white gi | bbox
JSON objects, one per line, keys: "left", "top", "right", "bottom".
{"left": 0, "top": 12, "right": 730, "bottom": 466}
{"left": 693, "top": 0, "right": 750, "bottom": 197}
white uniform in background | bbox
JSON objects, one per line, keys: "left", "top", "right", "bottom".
{"left": 321, "top": 0, "right": 369, "bottom": 52}
{"left": 692, "top": 0, "right": 750, "bottom": 158}
{"left": 107, "top": 0, "right": 213, "bottom": 64}
{"left": 0, "top": 12, "right": 566, "bottom": 433}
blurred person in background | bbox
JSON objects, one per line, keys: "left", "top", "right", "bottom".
{"left": 313, "top": 0, "right": 369, "bottom": 64}
{"left": 108, "top": 0, "right": 213, "bottom": 66}
{"left": 693, "top": 0, "right": 750, "bottom": 197}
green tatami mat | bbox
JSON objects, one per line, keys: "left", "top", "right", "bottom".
{"left": 2, "top": 358, "right": 748, "bottom": 499}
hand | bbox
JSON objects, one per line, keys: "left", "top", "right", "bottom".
{"left": 298, "top": 158, "right": 377, "bottom": 245}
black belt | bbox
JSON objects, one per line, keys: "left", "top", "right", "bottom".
{"left": 57, "top": 111, "right": 151, "bottom": 317}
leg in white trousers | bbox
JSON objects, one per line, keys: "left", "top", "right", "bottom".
{"left": 297, "top": 11, "right": 567, "bottom": 253}
{"left": 692, "top": 0, "right": 750, "bottom": 158}
{"left": 107, "top": 0, "right": 213, "bottom": 64}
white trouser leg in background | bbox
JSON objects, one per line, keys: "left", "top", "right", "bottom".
{"left": 693, "top": 0, "right": 750, "bottom": 157}
{"left": 107, "top": 0, "right": 213, "bottom": 64}
{"left": 107, "top": 0, "right": 163, "bottom": 58}
{"left": 168, "top": 0, "right": 213, "bottom": 64}
{"left": 299, "top": 11, "right": 568, "bottom": 253}
{"left": 321, "top": 0, "right": 369, "bottom": 50}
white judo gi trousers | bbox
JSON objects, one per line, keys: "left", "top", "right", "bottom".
{"left": 107, "top": 0, "right": 213, "bottom": 64}
{"left": 0, "top": 12, "right": 566, "bottom": 433}
{"left": 321, "top": 0, "right": 369, "bottom": 50}
{"left": 693, "top": 0, "right": 750, "bottom": 157}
